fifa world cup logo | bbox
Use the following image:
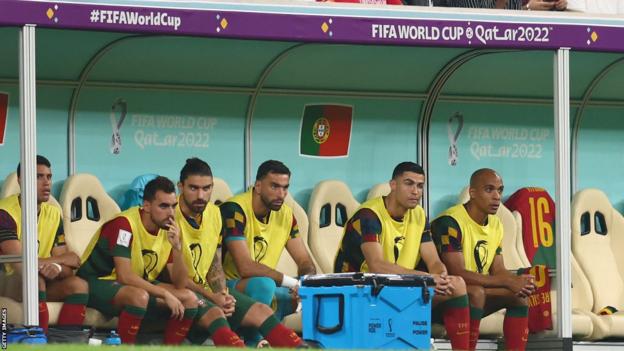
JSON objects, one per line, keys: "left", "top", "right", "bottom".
{"left": 190, "top": 243, "right": 204, "bottom": 285}
{"left": 110, "top": 98, "right": 127, "bottom": 155}
{"left": 473, "top": 240, "right": 489, "bottom": 274}
{"left": 141, "top": 249, "right": 158, "bottom": 280}
{"left": 254, "top": 236, "right": 268, "bottom": 262}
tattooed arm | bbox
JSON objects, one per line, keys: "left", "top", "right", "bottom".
{"left": 184, "top": 248, "right": 226, "bottom": 297}
{"left": 204, "top": 248, "right": 235, "bottom": 315}
{"left": 183, "top": 248, "right": 235, "bottom": 316}
{"left": 206, "top": 248, "right": 226, "bottom": 293}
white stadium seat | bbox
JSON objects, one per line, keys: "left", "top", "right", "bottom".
{"left": 571, "top": 188, "right": 624, "bottom": 340}
{"left": 307, "top": 180, "right": 360, "bottom": 274}
{"left": 210, "top": 177, "right": 233, "bottom": 205}
{"left": 60, "top": 173, "right": 121, "bottom": 258}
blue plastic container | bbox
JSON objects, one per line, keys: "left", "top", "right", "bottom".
{"left": 6, "top": 326, "right": 47, "bottom": 344}
{"left": 299, "top": 273, "right": 434, "bottom": 349}
{"left": 104, "top": 330, "right": 122, "bottom": 346}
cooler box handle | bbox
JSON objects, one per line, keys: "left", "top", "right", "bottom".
{"left": 314, "top": 294, "right": 344, "bottom": 334}
{"left": 422, "top": 279, "right": 430, "bottom": 304}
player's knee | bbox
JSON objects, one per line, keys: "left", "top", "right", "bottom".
{"left": 198, "top": 306, "right": 226, "bottom": 327}
{"left": 244, "top": 277, "right": 276, "bottom": 306}
{"left": 241, "top": 302, "right": 275, "bottom": 329}
{"left": 65, "top": 276, "right": 89, "bottom": 294}
{"left": 449, "top": 275, "right": 466, "bottom": 296}
{"left": 249, "top": 302, "right": 273, "bottom": 318}
{"left": 178, "top": 289, "right": 198, "bottom": 308}
{"left": 466, "top": 285, "right": 485, "bottom": 307}
{"left": 123, "top": 286, "right": 149, "bottom": 308}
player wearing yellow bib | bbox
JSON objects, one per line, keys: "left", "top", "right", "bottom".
{"left": 175, "top": 158, "right": 303, "bottom": 347}
{"left": 431, "top": 169, "right": 536, "bottom": 351}
{"left": 221, "top": 160, "right": 316, "bottom": 344}
{"left": 78, "top": 177, "right": 201, "bottom": 345}
{"left": 334, "top": 162, "right": 470, "bottom": 350}
{"left": 0, "top": 155, "right": 88, "bottom": 333}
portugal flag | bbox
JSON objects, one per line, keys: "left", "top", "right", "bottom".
{"left": 0, "top": 93, "right": 8, "bottom": 145}
{"left": 299, "top": 104, "right": 352, "bottom": 157}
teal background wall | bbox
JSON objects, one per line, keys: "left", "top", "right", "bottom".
{"left": 251, "top": 95, "right": 420, "bottom": 207}
{"left": 428, "top": 102, "right": 556, "bottom": 217}
{"left": 0, "top": 86, "right": 20, "bottom": 180}
{"left": 0, "top": 28, "right": 20, "bottom": 191}
{"left": 573, "top": 53, "right": 624, "bottom": 212}
{"left": 0, "top": 85, "right": 70, "bottom": 197}
{"left": 74, "top": 88, "right": 247, "bottom": 200}
{"left": 1, "top": 27, "right": 624, "bottom": 216}
{"left": 577, "top": 106, "right": 624, "bottom": 212}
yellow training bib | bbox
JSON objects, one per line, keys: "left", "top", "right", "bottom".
{"left": 222, "top": 189, "right": 294, "bottom": 279}
{"left": 356, "top": 197, "right": 427, "bottom": 272}
{"left": 0, "top": 194, "right": 61, "bottom": 274}
{"left": 176, "top": 200, "right": 222, "bottom": 288}
{"left": 438, "top": 204, "right": 503, "bottom": 275}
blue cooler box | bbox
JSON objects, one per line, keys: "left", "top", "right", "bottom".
{"left": 299, "top": 273, "right": 434, "bottom": 349}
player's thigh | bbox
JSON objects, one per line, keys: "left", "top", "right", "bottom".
{"left": 87, "top": 279, "right": 147, "bottom": 316}
{"left": 46, "top": 275, "right": 88, "bottom": 301}
{"left": 151, "top": 281, "right": 197, "bottom": 307}
{"left": 0, "top": 273, "right": 22, "bottom": 301}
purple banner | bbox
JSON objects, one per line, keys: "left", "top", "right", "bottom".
{"left": 0, "top": 0, "right": 622, "bottom": 52}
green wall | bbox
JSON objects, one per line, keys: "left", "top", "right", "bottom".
{"left": 252, "top": 95, "right": 420, "bottom": 206}
{"left": 1, "top": 28, "right": 624, "bottom": 216}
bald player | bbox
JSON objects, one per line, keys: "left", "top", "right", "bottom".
{"left": 431, "top": 169, "right": 536, "bottom": 351}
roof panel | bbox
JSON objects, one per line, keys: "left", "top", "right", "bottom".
{"left": 36, "top": 29, "right": 128, "bottom": 80}
{"left": 263, "top": 44, "right": 468, "bottom": 94}
{"left": 0, "top": 27, "right": 20, "bottom": 79}
{"left": 570, "top": 51, "right": 624, "bottom": 101}
{"left": 85, "top": 36, "right": 297, "bottom": 87}
{"left": 443, "top": 50, "right": 554, "bottom": 99}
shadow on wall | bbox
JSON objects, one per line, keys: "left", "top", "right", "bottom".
{"left": 354, "top": 189, "right": 369, "bottom": 203}
{"left": 294, "top": 188, "right": 313, "bottom": 212}
{"left": 52, "top": 181, "right": 65, "bottom": 200}
{"left": 431, "top": 194, "right": 459, "bottom": 218}
{"left": 110, "top": 184, "right": 131, "bottom": 209}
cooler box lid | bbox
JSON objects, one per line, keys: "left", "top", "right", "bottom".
{"left": 301, "top": 272, "right": 434, "bottom": 288}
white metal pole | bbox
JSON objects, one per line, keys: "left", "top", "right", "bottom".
{"left": 19, "top": 24, "right": 39, "bottom": 326}
{"left": 554, "top": 48, "right": 572, "bottom": 346}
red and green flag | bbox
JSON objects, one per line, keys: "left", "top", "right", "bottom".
{"left": 299, "top": 104, "right": 352, "bottom": 157}
{"left": 0, "top": 93, "right": 8, "bottom": 145}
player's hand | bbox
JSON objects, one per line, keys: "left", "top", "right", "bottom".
{"left": 166, "top": 219, "right": 181, "bottom": 251}
{"left": 289, "top": 285, "right": 302, "bottom": 311}
{"left": 432, "top": 272, "right": 453, "bottom": 296}
{"left": 519, "top": 274, "right": 537, "bottom": 297}
{"left": 164, "top": 291, "right": 185, "bottom": 320}
{"left": 525, "top": 0, "right": 555, "bottom": 10}
{"left": 38, "top": 262, "right": 62, "bottom": 280}
{"left": 222, "top": 292, "right": 236, "bottom": 316}
{"left": 508, "top": 274, "right": 536, "bottom": 298}
{"left": 290, "top": 284, "right": 300, "bottom": 299}
{"left": 211, "top": 290, "right": 236, "bottom": 317}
